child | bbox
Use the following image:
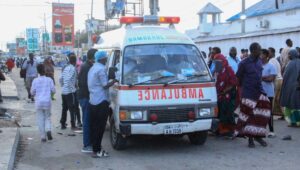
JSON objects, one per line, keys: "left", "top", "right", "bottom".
{"left": 31, "top": 64, "right": 56, "bottom": 142}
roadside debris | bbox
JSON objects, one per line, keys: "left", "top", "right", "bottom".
{"left": 27, "top": 137, "right": 33, "bottom": 140}
{"left": 73, "top": 130, "right": 83, "bottom": 134}
{"left": 22, "top": 125, "right": 32, "bottom": 127}
{"left": 0, "top": 111, "right": 14, "bottom": 120}
{"left": 282, "top": 135, "right": 292, "bottom": 140}
{"left": 68, "top": 134, "right": 76, "bottom": 137}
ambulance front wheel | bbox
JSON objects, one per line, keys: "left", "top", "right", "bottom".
{"left": 110, "top": 118, "right": 127, "bottom": 150}
{"left": 188, "top": 131, "right": 208, "bottom": 145}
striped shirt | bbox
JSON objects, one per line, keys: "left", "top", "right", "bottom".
{"left": 61, "top": 64, "right": 77, "bottom": 95}
{"left": 31, "top": 76, "right": 56, "bottom": 110}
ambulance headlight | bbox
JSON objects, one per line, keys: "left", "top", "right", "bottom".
{"left": 198, "top": 108, "right": 212, "bottom": 117}
{"left": 130, "top": 111, "right": 144, "bottom": 120}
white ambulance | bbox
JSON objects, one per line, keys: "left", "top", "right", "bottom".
{"left": 94, "top": 16, "right": 218, "bottom": 150}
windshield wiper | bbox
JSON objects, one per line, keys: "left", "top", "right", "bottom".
{"left": 165, "top": 72, "right": 208, "bottom": 86}
{"left": 128, "top": 75, "right": 175, "bottom": 88}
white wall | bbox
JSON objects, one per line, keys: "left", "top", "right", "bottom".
{"left": 245, "top": 9, "right": 300, "bottom": 32}
{"left": 196, "top": 31, "right": 300, "bottom": 58}
{"left": 204, "top": 9, "right": 300, "bottom": 36}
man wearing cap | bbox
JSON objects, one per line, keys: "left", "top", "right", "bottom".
{"left": 88, "top": 50, "right": 117, "bottom": 158}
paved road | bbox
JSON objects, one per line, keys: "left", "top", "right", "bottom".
{"left": 11, "top": 68, "right": 299, "bottom": 170}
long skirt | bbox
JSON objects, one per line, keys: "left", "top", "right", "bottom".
{"left": 284, "top": 108, "right": 300, "bottom": 127}
{"left": 217, "top": 98, "right": 236, "bottom": 135}
{"left": 273, "top": 79, "right": 283, "bottom": 116}
{"left": 234, "top": 94, "right": 271, "bottom": 138}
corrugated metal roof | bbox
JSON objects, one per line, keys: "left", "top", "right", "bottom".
{"left": 198, "top": 2, "right": 223, "bottom": 14}
{"left": 227, "top": 0, "right": 300, "bottom": 22}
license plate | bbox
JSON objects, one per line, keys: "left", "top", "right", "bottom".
{"left": 164, "top": 125, "right": 183, "bottom": 135}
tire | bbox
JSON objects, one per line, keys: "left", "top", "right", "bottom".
{"left": 188, "top": 131, "right": 208, "bottom": 145}
{"left": 110, "top": 118, "right": 127, "bottom": 150}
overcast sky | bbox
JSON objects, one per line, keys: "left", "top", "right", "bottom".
{"left": 0, "top": 0, "right": 261, "bottom": 49}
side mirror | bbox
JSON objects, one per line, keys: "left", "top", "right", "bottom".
{"left": 108, "top": 67, "right": 117, "bottom": 80}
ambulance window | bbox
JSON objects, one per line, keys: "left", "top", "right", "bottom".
{"left": 104, "top": 49, "right": 113, "bottom": 68}
{"left": 112, "top": 50, "right": 121, "bottom": 80}
{"left": 112, "top": 50, "right": 121, "bottom": 67}
{"left": 122, "top": 44, "right": 211, "bottom": 85}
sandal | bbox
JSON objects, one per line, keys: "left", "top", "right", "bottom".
{"left": 248, "top": 138, "right": 255, "bottom": 148}
{"left": 254, "top": 137, "right": 267, "bottom": 147}
{"left": 92, "top": 149, "right": 109, "bottom": 158}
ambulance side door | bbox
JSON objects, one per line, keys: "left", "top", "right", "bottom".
{"left": 108, "top": 50, "right": 121, "bottom": 110}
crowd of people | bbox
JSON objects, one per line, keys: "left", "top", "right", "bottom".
{"left": 20, "top": 49, "right": 116, "bottom": 158}
{"left": 3, "top": 38, "right": 299, "bottom": 159}
{"left": 0, "top": 66, "right": 5, "bottom": 103}
{"left": 0, "top": 57, "right": 16, "bottom": 102}
{"left": 208, "top": 39, "right": 300, "bottom": 148}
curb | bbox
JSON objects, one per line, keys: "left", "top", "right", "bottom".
{"left": 2, "top": 96, "right": 20, "bottom": 100}
{"left": 0, "top": 75, "right": 19, "bottom": 100}
{"left": 8, "top": 128, "right": 20, "bottom": 170}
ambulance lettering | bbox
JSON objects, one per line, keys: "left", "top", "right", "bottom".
{"left": 137, "top": 88, "right": 204, "bottom": 101}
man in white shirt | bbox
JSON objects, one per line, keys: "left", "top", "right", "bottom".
{"left": 88, "top": 51, "right": 117, "bottom": 158}
{"left": 22, "top": 53, "right": 38, "bottom": 101}
{"left": 280, "top": 39, "right": 293, "bottom": 73}
{"left": 31, "top": 64, "right": 56, "bottom": 142}
{"left": 269, "top": 47, "right": 284, "bottom": 118}
{"left": 226, "top": 47, "right": 241, "bottom": 74}
{"left": 261, "top": 49, "right": 277, "bottom": 137}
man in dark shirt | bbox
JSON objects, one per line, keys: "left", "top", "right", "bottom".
{"left": 0, "top": 69, "right": 5, "bottom": 103}
{"left": 78, "top": 48, "right": 97, "bottom": 153}
{"left": 236, "top": 45, "right": 264, "bottom": 101}
{"left": 234, "top": 42, "right": 271, "bottom": 148}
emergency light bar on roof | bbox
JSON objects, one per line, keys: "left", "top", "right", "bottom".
{"left": 120, "top": 16, "right": 180, "bottom": 24}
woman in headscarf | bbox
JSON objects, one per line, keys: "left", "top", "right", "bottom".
{"left": 6, "top": 58, "right": 15, "bottom": 72}
{"left": 211, "top": 47, "right": 238, "bottom": 137}
{"left": 280, "top": 49, "right": 300, "bottom": 127}
{"left": 44, "top": 57, "right": 55, "bottom": 100}
{"left": 44, "top": 57, "right": 55, "bottom": 83}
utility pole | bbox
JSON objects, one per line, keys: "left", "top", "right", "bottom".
{"left": 43, "top": 13, "right": 47, "bottom": 55}
{"left": 241, "top": 0, "right": 246, "bottom": 33}
{"left": 87, "top": 0, "right": 94, "bottom": 48}
{"left": 76, "top": 30, "right": 80, "bottom": 57}
{"left": 91, "top": 0, "right": 94, "bottom": 19}
{"left": 275, "top": 0, "right": 279, "bottom": 9}
{"left": 87, "top": 14, "right": 92, "bottom": 48}
{"left": 149, "top": 0, "right": 159, "bottom": 15}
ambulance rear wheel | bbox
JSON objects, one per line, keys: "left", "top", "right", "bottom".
{"left": 188, "top": 131, "right": 208, "bottom": 145}
{"left": 110, "top": 118, "right": 127, "bottom": 150}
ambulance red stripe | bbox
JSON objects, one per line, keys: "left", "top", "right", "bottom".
{"left": 117, "top": 82, "right": 215, "bottom": 90}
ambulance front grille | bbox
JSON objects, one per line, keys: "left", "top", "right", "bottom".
{"left": 149, "top": 108, "right": 194, "bottom": 123}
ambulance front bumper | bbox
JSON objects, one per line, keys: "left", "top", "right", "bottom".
{"left": 119, "top": 119, "right": 212, "bottom": 135}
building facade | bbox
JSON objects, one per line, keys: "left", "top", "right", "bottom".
{"left": 186, "top": 0, "right": 300, "bottom": 56}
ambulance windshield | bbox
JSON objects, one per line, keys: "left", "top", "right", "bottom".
{"left": 122, "top": 44, "right": 211, "bottom": 85}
